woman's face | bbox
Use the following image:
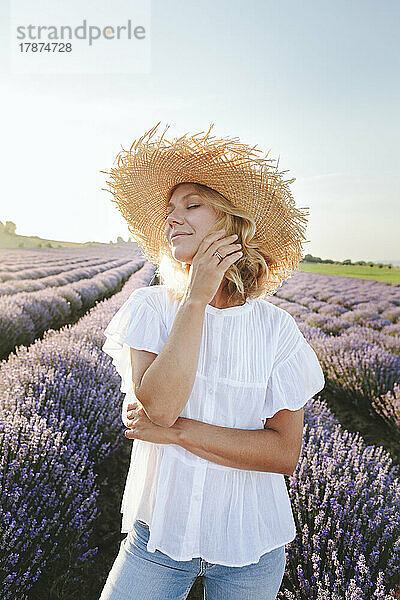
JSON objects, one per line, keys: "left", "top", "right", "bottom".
{"left": 164, "top": 183, "right": 220, "bottom": 265}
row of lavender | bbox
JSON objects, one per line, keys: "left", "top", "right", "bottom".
{"left": 269, "top": 273, "right": 400, "bottom": 434}
{"left": 280, "top": 397, "right": 400, "bottom": 599}
{"left": 0, "top": 247, "right": 122, "bottom": 274}
{"left": 269, "top": 272, "right": 400, "bottom": 597}
{"left": 0, "top": 261, "right": 158, "bottom": 600}
{"left": 0, "top": 267, "right": 399, "bottom": 598}
{"left": 0, "top": 248, "right": 146, "bottom": 360}
{"left": 0, "top": 257, "right": 129, "bottom": 294}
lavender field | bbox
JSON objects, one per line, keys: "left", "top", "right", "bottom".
{"left": 0, "top": 249, "right": 399, "bottom": 599}
{"left": 0, "top": 246, "right": 146, "bottom": 360}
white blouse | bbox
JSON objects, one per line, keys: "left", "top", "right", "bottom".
{"left": 102, "top": 284, "right": 325, "bottom": 567}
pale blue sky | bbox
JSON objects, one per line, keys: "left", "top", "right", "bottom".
{"left": 1, "top": 0, "right": 399, "bottom": 263}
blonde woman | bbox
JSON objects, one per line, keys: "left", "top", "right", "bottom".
{"left": 99, "top": 124, "right": 325, "bottom": 600}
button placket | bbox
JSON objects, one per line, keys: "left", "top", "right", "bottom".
{"left": 190, "top": 465, "right": 207, "bottom": 555}
{"left": 191, "top": 317, "right": 223, "bottom": 558}
{"left": 209, "top": 320, "right": 223, "bottom": 422}
{"left": 205, "top": 319, "right": 221, "bottom": 415}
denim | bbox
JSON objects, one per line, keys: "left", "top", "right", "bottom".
{"left": 99, "top": 519, "right": 286, "bottom": 600}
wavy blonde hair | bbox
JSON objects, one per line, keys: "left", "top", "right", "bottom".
{"left": 155, "top": 182, "right": 282, "bottom": 305}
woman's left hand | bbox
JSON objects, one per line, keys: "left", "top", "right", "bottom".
{"left": 125, "top": 402, "right": 177, "bottom": 445}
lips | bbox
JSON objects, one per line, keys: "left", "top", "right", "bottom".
{"left": 171, "top": 233, "right": 191, "bottom": 241}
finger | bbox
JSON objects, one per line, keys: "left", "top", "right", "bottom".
{"left": 199, "top": 229, "right": 227, "bottom": 253}
{"left": 206, "top": 234, "right": 239, "bottom": 259}
{"left": 218, "top": 250, "right": 243, "bottom": 268}
{"left": 213, "top": 240, "right": 241, "bottom": 260}
{"left": 124, "top": 429, "right": 136, "bottom": 438}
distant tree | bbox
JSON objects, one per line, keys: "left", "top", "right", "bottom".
{"left": 0, "top": 220, "right": 4, "bottom": 232}
{"left": 37, "top": 243, "right": 42, "bottom": 248}
{"left": 128, "top": 236, "right": 132, "bottom": 242}
{"left": 117, "top": 236, "right": 124, "bottom": 243}
{"left": 342, "top": 259, "right": 352, "bottom": 265}
{"left": 324, "top": 259, "right": 335, "bottom": 264}
{"left": 18, "top": 242, "right": 24, "bottom": 248}
{"left": 368, "top": 262, "right": 374, "bottom": 267}
{"left": 303, "top": 253, "right": 326, "bottom": 263}
{"left": 5, "top": 221, "right": 16, "bottom": 235}
{"left": 46, "top": 242, "right": 52, "bottom": 248}
{"left": 109, "top": 240, "right": 113, "bottom": 244}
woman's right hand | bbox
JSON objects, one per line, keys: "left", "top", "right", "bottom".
{"left": 184, "top": 229, "right": 243, "bottom": 306}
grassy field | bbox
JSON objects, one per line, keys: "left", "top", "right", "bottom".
{"left": 0, "top": 231, "right": 125, "bottom": 249}
{"left": 298, "top": 262, "right": 400, "bottom": 284}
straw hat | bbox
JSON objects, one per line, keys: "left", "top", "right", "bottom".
{"left": 101, "top": 122, "right": 310, "bottom": 294}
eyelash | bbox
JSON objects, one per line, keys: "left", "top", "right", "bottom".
{"left": 165, "top": 205, "right": 200, "bottom": 219}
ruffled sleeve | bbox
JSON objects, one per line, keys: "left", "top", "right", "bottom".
{"left": 263, "top": 312, "right": 325, "bottom": 420}
{"left": 101, "top": 287, "right": 169, "bottom": 426}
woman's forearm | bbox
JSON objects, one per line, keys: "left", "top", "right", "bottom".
{"left": 171, "top": 417, "right": 294, "bottom": 475}
{"left": 136, "top": 296, "right": 206, "bottom": 428}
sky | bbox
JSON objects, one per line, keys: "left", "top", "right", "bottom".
{"left": 1, "top": 0, "right": 399, "bottom": 264}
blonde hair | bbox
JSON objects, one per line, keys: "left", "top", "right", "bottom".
{"left": 156, "top": 182, "right": 281, "bottom": 305}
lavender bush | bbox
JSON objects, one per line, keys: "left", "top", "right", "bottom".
{"left": 1, "top": 263, "right": 399, "bottom": 598}
{"left": 271, "top": 272, "right": 400, "bottom": 430}
{"left": 0, "top": 260, "right": 157, "bottom": 599}
{"left": 0, "top": 257, "right": 126, "bottom": 294}
{"left": 280, "top": 396, "right": 400, "bottom": 599}
{"left": 0, "top": 247, "right": 146, "bottom": 360}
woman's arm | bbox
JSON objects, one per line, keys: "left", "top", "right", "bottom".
{"left": 134, "top": 296, "right": 206, "bottom": 428}
{"left": 170, "top": 417, "right": 295, "bottom": 475}
{"left": 135, "top": 230, "right": 241, "bottom": 428}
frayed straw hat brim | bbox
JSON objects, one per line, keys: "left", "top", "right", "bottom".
{"left": 101, "top": 122, "right": 310, "bottom": 294}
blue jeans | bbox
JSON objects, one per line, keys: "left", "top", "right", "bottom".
{"left": 99, "top": 519, "right": 286, "bottom": 600}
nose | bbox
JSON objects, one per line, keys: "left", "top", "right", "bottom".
{"left": 165, "top": 210, "right": 186, "bottom": 234}
{"left": 167, "top": 215, "right": 184, "bottom": 226}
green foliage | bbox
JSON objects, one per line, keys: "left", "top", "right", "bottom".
{"left": 303, "top": 254, "right": 395, "bottom": 272}
{"left": 299, "top": 262, "right": 400, "bottom": 284}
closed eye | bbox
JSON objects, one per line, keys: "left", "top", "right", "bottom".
{"left": 165, "top": 205, "right": 200, "bottom": 219}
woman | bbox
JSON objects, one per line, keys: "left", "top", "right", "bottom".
{"left": 99, "top": 123, "right": 325, "bottom": 599}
